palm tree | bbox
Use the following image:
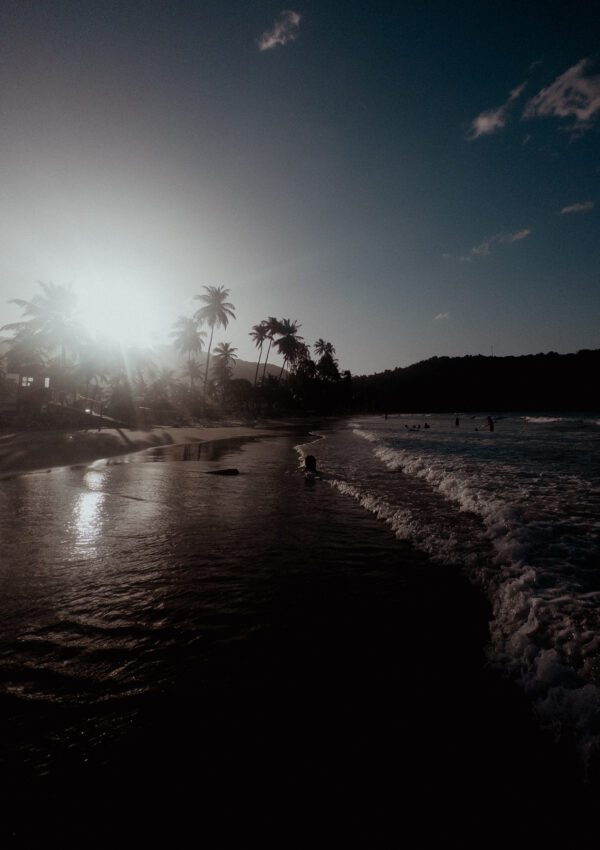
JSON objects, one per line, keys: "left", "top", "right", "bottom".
{"left": 149, "top": 367, "right": 179, "bottom": 404}
{"left": 260, "top": 317, "right": 282, "bottom": 383}
{"left": 314, "top": 338, "right": 336, "bottom": 358}
{"left": 3, "top": 327, "right": 46, "bottom": 385}
{"left": 314, "top": 338, "right": 340, "bottom": 382}
{"left": 211, "top": 342, "right": 238, "bottom": 384}
{"left": 181, "top": 357, "right": 203, "bottom": 390}
{"left": 274, "top": 319, "right": 303, "bottom": 380}
{"left": 193, "top": 286, "right": 236, "bottom": 398}
{"left": 249, "top": 321, "right": 269, "bottom": 386}
{"left": 2, "top": 282, "right": 85, "bottom": 372}
{"left": 171, "top": 316, "right": 206, "bottom": 364}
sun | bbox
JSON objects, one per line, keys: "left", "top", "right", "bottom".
{"left": 75, "top": 281, "right": 168, "bottom": 350}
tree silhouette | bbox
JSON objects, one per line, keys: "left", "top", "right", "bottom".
{"left": 2, "top": 282, "right": 85, "bottom": 372}
{"left": 212, "top": 341, "right": 238, "bottom": 386}
{"left": 314, "top": 339, "right": 340, "bottom": 382}
{"left": 261, "top": 317, "right": 282, "bottom": 383}
{"left": 171, "top": 316, "right": 206, "bottom": 364}
{"left": 274, "top": 319, "right": 303, "bottom": 380}
{"left": 193, "top": 286, "right": 236, "bottom": 399}
{"left": 181, "top": 357, "right": 203, "bottom": 390}
{"left": 314, "top": 338, "right": 335, "bottom": 358}
{"left": 249, "top": 321, "right": 269, "bottom": 386}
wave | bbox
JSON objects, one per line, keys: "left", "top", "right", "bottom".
{"left": 524, "top": 416, "right": 600, "bottom": 428}
{"left": 337, "top": 423, "right": 600, "bottom": 764}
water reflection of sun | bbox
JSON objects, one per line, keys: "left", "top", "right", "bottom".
{"left": 73, "top": 491, "right": 105, "bottom": 554}
{"left": 69, "top": 471, "right": 107, "bottom": 557}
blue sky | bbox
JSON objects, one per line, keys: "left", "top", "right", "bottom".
{"left": 0, "top": 0, "right": 598, "bottom": 374}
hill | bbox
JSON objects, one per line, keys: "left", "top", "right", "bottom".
{"left": 351, "top": 349, "right": 600, "bottom": 413}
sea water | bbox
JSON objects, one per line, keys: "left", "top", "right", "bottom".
{"left": 297, "top": 413, "right": 600, "bottom": 760}
{"left": 1, "top": 421, "right": 599, "bottom": 843}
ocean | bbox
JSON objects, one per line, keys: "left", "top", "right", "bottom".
{"left": 300, "top": 413, "right": 600, "bottom": 764}
{"left": 0, "top": 417, "right": 598, "bottom": 847}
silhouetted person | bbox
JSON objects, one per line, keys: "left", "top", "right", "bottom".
{"left": 424, "top": 422, "right": 430, "bottom": 428}
{"left": 304, "top": 455, "right": 317, "bottom": 473}
{"left": 455, "top": 417, "right": 460, "bottom": 427}
{"left": 487, "top": 416, "right": 494, "bottom": 432}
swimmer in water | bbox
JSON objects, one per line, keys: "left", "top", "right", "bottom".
{"left": 304, "top": 454, "right": 317, "bottom": 473}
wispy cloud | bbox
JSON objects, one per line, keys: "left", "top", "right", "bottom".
{"left": 505, "top": 229, "right": 532, "bottom": 242}
{"left": 560, "top": 201, "right": 595, "bottom": 214}
{"left": 433, "top": 312, "right": 451, "bottom": 321}
{"left": 460, "top": 229, "right": 531, "bottom": 261}
{"left": 467, "top": 81, "right": 526, "bottom": 140}
{"left": 523, "top": 58, "right": 600, "bottom": 130}
{"left": 258, "top": 10, "right": 301, "bottom": 51}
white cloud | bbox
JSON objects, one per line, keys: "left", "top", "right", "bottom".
{"left": 467, "top": 80, "right": 527, "bottom": 139}
{"left": 461, "top": 229, "right": 531, "bottom": 260}
{"left": 258, "top": 10, "right": 302, "bottom": 51}
{"left": 505, "top": 229, "right": 531, "bottom": 242}
{"left": 523, "top": 58, "right": 600, "bottom": 129}
{"left": 467, "top": 106, "right": 507, "bottom": 139}
{"left": 560, "top": 201, "right": 595, "bottom": 214}
{"left": 434, "top": 313, "right": 451, "bottom": 321}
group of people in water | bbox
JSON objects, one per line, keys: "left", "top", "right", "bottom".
{"left": 399, "top": 415, "right": 496, "bottom": 432}
{"left": 304, "top": 413, "right": 497, "bottom": 477}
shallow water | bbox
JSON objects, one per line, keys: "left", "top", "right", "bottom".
{"left": 299, "top": 413, "right": 600, "bottom": 759}
{"left": 0, "top": 424, "right": 597, "bottom": 846}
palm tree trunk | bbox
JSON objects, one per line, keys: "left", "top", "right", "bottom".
{"left": 203, "top": 326, "right": 215, "bottom": 399}
{"left": 278, "top": 359, "right": 287, "bottom": 381}
{"left": 261, "top": 339, "right": 273, "bottom": 382}
{"left": 254, "top": 345, "right": 263, "bottom": 387}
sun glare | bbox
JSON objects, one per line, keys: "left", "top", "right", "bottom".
{"left": 76, "top": 282, "right": 167, "bottom": 350}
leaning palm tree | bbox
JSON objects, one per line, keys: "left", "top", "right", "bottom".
{"left": 249, "top": 321, "right": 269, "bottom": 386}
{"left": 193, "top": 286, "right": 236, "bottom": 398}
{"left": 274, "top": 319, "right": 303, "bottom": 380}
{"left": 260, "top": 316, "right": 283, "bottom": 383}
{"left": 170, "top": 316, "right": 206, "bottom": 364}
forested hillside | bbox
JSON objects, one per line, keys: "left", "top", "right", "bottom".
{"left": 351, "top": 350, "right": 599, "bottom": 413}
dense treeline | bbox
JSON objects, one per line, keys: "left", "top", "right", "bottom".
{"left": 351, "top": 350, "right": 600, "bottom": 413}
{"left": 0, "top": 281, "right": 352, "bottom": 427}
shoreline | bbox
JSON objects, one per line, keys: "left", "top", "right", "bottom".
{"left": 0, "top": 419, "right": 313, "bottom": 479}
{"left": 0, "top": 417, "right": 597, "bottom": 847}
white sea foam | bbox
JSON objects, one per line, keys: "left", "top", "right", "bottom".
{"left": 305, "top": 415, "right": 600, "bottom": 762}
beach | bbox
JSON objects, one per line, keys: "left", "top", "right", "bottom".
{"left": 0, "top": 419, "right": 597, "bottom": 848}
{"left": 0, "top": 421, "right": 283, "bottom": 478}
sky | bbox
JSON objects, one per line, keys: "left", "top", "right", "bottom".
{"left": 0, "top": 0, "right": 598, "bottom": 375}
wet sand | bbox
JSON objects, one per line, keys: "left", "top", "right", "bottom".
{"left": 0, "top": 421, "right": 295, "bottom": 478}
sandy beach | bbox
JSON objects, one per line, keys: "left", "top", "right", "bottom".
{"left": 0, "top": 421, "right": 292, "bottom": 478}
